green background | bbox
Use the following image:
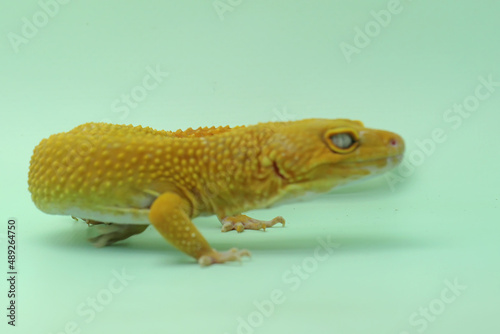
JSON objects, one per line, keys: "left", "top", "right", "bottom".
{"left": 1, "top": 1, "right": 499, "bottom": 333}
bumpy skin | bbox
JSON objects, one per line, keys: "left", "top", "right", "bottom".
{"left": 28, "top": 119, "right": 404, "bottom": 265}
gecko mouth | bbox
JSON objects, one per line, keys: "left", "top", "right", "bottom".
{"left": 273, "top": 153, "right": 404, "bottom": 184}
{"left": 313, "top": 153, "right": 404, "bottom": 180}
{"left": 337, "top": 152, "right": 404, "bottom": 165}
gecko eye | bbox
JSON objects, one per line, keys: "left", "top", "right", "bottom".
{"left": 331, "top": 133, "right": 354, "bottom": 149}
{"left": 325, "top": 128, "right": 359, "bottom": 154}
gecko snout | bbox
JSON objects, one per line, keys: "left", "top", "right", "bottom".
{"left": 387, "top": 133, "right": 405, "bottom": 155}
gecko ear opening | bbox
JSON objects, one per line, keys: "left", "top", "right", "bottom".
{"left": 324, "top": 128, "right": 360, "bottom": 154}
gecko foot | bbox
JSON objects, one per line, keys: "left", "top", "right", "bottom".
{"left": 220, "top": 214, "right": 285, "bottom": 233}
{"left": 198, "top": 248, "right": 251, "bottom": 266}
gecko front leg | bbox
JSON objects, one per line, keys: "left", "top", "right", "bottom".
{"left": 149, "top": 192, "right": 251, "bottom": 266}
{"left": 219, "top": 214, "right": 285, "bottom": 233}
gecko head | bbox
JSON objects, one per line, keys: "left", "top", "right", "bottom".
{"left": 266, "top": 118, "right": 405, "bottom": 193}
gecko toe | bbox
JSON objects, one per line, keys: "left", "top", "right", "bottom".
{"left": 198, "top": 248, "right": 251, "bottom": 266}
{"left": 220, "top": 215, "right": 286, "bottom": 232}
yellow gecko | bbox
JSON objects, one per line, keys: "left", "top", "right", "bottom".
{"left": 28, "top": 119, "right": 404, "bottom": 266}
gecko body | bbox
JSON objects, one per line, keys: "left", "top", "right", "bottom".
{"left": 28, "top": 119, "right": 404, "bottom": 265}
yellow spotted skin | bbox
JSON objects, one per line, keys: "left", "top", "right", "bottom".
{"left": 28, "top": 119, "right": 405, "bottom": 265}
